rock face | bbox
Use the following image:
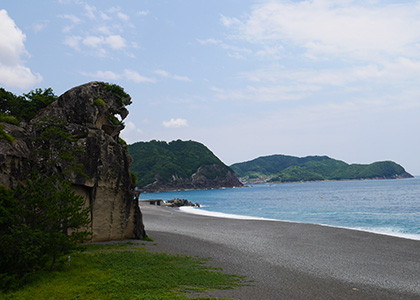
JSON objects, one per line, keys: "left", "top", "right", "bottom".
{"left": 0, "top": 82, "right": 146, "bottom": 242}
{"left": 143, "top": 164, "right": 243, "bottom": 193}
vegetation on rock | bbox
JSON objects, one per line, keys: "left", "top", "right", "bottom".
{"left": 104, "top": 82, "right": 130, "bottom": 105}
{"left": 231, "top": 154, "right": 413, "bottom": 183}
{"left": 0, "top": 112, "right": 91, "bottom": 290}
{"left": 0, "top": 82, "right": 141, "bottom": 290}
{"left": 0, "top": 124, "right": 14, "bottom": 143}
{"left": 0, "top": 87, "right": 56, "bottom": 122}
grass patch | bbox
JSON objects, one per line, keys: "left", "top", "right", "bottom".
{"left": 0, "top": 124, "right": 14, "bottom": 143}
{"left": 1, "top": 242, "right": 245, "bottom": 300}
{"left": 0, "top": 114, "right": 19, "bottom": 126}
{"left": 93, "top": 98, "right": 105, "bottom": 107}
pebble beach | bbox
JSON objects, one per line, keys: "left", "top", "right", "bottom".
{"left": 140, "top": 204, "right": 420, "bottom": 300}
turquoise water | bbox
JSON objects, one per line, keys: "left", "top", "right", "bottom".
{"left": 140, "top": 177, "right": 420, "bottom": 240}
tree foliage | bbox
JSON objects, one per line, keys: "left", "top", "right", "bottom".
{"left": 128, "top": 140, "right": 232, "bottom": 188}
{"left": 0, "top": 87, "right": 56, "bottom": 122}
{"left": 0, "top": 176, "right": 90, "bottom": 290}
{"left": 230, "top": 154, "right": 412, "bottom": 183}
{"left": 0, "top": 88, "right": 91, "bottom": 291}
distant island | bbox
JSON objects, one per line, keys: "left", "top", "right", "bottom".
{"left": 128, "top": 140, "right": 242, "bottom": 192}
{"left": 230, "top": 154, "right": 413, "bottom": 184}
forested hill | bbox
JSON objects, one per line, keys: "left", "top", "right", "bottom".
{"left": 128, "top": 140, "right": 242, "bottom": 192}
{"left": 230, "top": 154, "right": 413, "bottom": 183}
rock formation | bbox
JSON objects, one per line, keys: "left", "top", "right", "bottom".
{"left": 165, "top": 198, "right": 200, "bottom": 207}
{"left": 143, "top": 164, "right": 243, "bottom": 192}
{"left": 0, "top": 81, "right": 146, "bottom": 242}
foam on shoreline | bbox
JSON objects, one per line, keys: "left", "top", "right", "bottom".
{"left": 178, "top": 206, "right": 275, "bottom": 220}
{"left": 178, "top": 206, "right": 420, "bottom": 241}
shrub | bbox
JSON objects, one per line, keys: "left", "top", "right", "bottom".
{"left": 104, "top": 83, "right": 130, "bottom": 105}
{"left": 119, "top": 137, "right": 127, "bottom": 146}
{"left": 93, "top": 98, "right": 105, "bottom": 107}
{"left": 108, "top": 114, "right": 123, "bottom": 126}
{"left": 0, "top": 124, "right": 14, "bottom": 143}
{"left": 0, "top": 114, "right": 19, "bottom": 126}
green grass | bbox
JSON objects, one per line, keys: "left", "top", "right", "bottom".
{"left": 0, "top": 124, "right": 14, "bottom": 143}
{"left": 0, "top": 242, "right": 245, "bottom": 300}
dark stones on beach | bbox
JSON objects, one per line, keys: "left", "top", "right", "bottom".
{"left": 166, "top": 198, "right": 200, "bottom": 208}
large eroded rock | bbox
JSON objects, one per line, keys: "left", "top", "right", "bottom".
{"left": 0, "top": 82, "right": 146, "bottom": 242}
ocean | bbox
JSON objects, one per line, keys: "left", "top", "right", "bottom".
{"left": 140, "top": 177, "right": 420, "bottom": 240}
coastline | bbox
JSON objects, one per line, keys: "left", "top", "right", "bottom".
{"left": 140, "top": 204, "right": 420, "bottom": 300}
{"left": 178, "top": 206, "right": 420, "bottom": 241}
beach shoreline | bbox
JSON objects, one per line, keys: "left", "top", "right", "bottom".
{"left": 178, "top": 206, "right": 420, "bottom": 241}
{"left": 140, "top": 204, "right": 420, "bottom": 300}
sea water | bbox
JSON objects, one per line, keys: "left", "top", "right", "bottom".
{"left": 140, "top": 177, "right": 420, "bottom": 240}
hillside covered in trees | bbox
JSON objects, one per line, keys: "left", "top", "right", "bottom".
{"left": 230, "top": 155, "right": 413, "bottom": 184}
{"left": 128, "top": 140, "right": 242, "bottom": 192}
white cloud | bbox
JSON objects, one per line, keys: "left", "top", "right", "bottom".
{"left": 0, "top": 9, "right": 42, "bottom": 89}
{"left": 198, "top": 38, "right": 252, "bottom": 60}
{"left": 63, "top": 35, "right": 82, "bottom": 50}
{"left": 222, "top": 1, "right": 420, "bottom": 61}
{"left": 79, "top": 35, "right": 126, "bottom": 50}
{"left": 99, "top": 11, "right": 111, "bottom": 21}
{"left": 197, "top": 38, "right": 221, "bottom": 45}
{"left": 80, "top": 70, "right": 120, "bottom": 80}
{"left": 59, "top": 3, "right": 135, "bottom": 57}
{"left": 162, "top": 118, "right": 189, "bottom": 128}
{"left": 124, "top": 69, "right": 155, "bottom": 83}
{"left": 137, "top": 10, "right": 150, "bottom": 16}
{"left": 154, "top": 69, "right": 191, "bottom": 82}
{"left": 117, "top": 12, "right": 130, "bottom": 21}
{"left": 59, "top": 14, "right": 82, "bottom": 33}
{"left": 172, "top": 75, "right": 191, "bottom": 82}
{"left": 105, "top": 35, "right": 126, "bottom": 50}
{"left": 81, "top": 69, "right": 155, "bottom": 83}
{"left": 60, "top": 14, "right": 81, "bottom": 25}
{"left": 0, "top": 65, "right": 42, "bottom": 90}
{"left": 32, "top": 20, "right": 49, "bottom": 33}
{"left": 83, "top": 35, "right": 104, "bottom": 48}
{"left": 154, "top": 69, "right": 170, "bottom": 77}
{"left": 97, "top": 26, "right": 112, "bottom": 35}
{"left": 66, "top": 34, "right": 127, "bottom": 56}
{"left": 83, "top": 3, "right": 97, "bottom": 20}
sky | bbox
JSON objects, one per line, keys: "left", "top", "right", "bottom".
{"left": 1, "top": 0, "right": 420, "bottom": 175}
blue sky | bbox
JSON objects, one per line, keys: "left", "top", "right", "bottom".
{"left": 1, "top": 0, "right": 420, "bottom": 174}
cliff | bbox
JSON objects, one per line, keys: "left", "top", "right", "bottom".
{"left": 231, "top": 154, "right": 413, "bottom": 184}
{"left": 0, "top": 82, "right": 146, "bottom": 241}
{"left": 128, "top": 140, "right": 243, "bottom": 192}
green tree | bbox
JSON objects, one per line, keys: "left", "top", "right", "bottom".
{"left": 0, "top": 186, "right": 48, "bottom": 290}
{"left": 22, "top": 88, "right": 57, "bottom": 121}
{"left": 0, "top": 87, "right": 56, "bottom": 121}
{"left": 15, "top": 175, "right": 91, "bottom": 271}
{"left": 0, "top": 113, "right": 91, "bottom": 290}
{"left": 29, "top": 117, "right": 91, "bottom": 270}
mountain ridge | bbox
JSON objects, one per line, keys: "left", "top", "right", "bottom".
{"left": 230, "top": 154, "right": 413, "bottom": 184}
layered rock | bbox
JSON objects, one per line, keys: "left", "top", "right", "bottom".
{"left": 0, "top": 82, "right": 146, "bottom": 242}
